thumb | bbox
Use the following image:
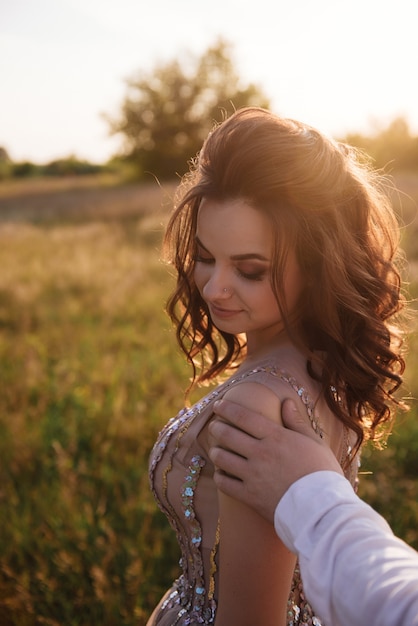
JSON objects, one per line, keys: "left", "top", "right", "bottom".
{"left": 281, "top": 398, "right": 315, "bottom": 437}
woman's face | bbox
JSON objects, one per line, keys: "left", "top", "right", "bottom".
{"left": 194, "top": 197, "right": 303, "bottom": 352}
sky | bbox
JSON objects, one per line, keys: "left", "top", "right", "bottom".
{"left": 1, "top": 0, "right": 417, "bottom": 164}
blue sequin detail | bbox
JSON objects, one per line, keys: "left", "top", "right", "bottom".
{"left": 147, "top": 363, "right": 352, "bottom": 625}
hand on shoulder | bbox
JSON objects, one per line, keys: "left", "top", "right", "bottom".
{"left": 209, "top": 397, "right": 343, "bottom": 523}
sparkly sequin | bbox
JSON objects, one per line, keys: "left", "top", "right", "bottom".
{"left": 149, "top": 362, "right": 358, "bottom": 625}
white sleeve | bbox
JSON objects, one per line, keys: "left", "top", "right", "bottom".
{"left": 274, "top": 471, "right": 418, "bottom": 626}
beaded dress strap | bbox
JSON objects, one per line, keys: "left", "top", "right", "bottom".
{"left": 225, "top": 364, "right": 324, "bottom": 439}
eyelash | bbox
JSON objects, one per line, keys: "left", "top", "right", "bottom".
{"left": 194, "top": 256, "right": 266, "bottom": 282}
{"left": 239, "top": 270, "right": 265, "bottom": 282}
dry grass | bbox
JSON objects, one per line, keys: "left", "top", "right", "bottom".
{"left": 0, "top": 173, "right": 417, "bottom": 625}
{"left": 0, "top": 177, "right": 185, "bottom": 625}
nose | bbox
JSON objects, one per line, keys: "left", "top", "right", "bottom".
{"left": 201, "top": 272, "right": 231, "bottom": 300}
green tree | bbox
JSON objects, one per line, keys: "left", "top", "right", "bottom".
{"left": 0, "top": 146, "right": 12, "bottom": 180}
{"left": 343, "top": 117, "right": 418, "bottom": 172}
{"left": 12, "top": 160, "right": 41, "bottom": 178}
{"left": 43, "top": 155, "right": 103, "bottom": 176}
{"left": 109, "top": 39, "right": 270, "bottom": 180}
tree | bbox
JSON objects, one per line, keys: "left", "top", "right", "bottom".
{"left": 343, "top": 117, "right": 418, "bottom": 172}
{"left": 108, "top": 39, "right": 270, "bottom": 180}
{"left": 0, "top": 146, "right": 12, "bottom": 180}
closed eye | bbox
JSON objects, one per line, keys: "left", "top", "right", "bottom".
{"left": 194, "top": 254, "right": 214, "bottom": 264}
{"left": 194, "top": 237, "right": 213, "bottom": 264}
{"left": 237, "top": 268, "right": 266, "bottom": 281}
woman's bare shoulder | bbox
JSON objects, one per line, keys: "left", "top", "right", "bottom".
{"left": 222, "top": 381, "right": 285, "bottom": 425}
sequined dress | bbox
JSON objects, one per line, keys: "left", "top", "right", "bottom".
{"left": 148, "top": 356, "right": 358, "bottom": 626}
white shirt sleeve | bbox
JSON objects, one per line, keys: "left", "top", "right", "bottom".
{"left": 274, "top": 471, "right": 418, "bottom": 626}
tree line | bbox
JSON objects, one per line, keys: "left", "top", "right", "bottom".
{"left": 1, "top": 40, "right": 418, "bottom": 182}
{"left": 0, "top": 150, "right": 104, "bottom": 180}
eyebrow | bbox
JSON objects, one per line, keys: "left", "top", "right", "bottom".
{"left": 195, "top": 236, "right": 270, "bottom": 262}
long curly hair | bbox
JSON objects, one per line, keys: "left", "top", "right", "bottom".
{"left": 164, "top": 107, "right": 407, "bottom": 449}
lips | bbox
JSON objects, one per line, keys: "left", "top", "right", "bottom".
{"left": 209, "top": 303, "right": 242, "bottom": 319}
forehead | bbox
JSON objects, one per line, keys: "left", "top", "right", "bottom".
{"left": 197, "top": 197, "right": 272, "bottom": 253}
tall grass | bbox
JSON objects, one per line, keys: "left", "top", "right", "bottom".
{"left": 357, "top": 171, "right": 418, "bottom": 548}
{"left": 0, "top": 181, "right": 185, "bottom": 625}
{"left": 0, "top": 175, "right": 416, "bottom": 625}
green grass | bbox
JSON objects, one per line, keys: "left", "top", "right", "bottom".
{"left": 0, "top": 181, "right": 184, "bottom": 625}
{"left": 0, "top": 174, "right": 417, "bottom": 625}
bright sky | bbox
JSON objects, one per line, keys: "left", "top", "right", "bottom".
{"left": 1, "top": 0, "right": 417, "bottom": 164}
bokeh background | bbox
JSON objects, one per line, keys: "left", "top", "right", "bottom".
{"left": 1, "top": 1, "right": 417, "bottom": 624}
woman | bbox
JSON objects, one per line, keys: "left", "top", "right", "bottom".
{"left": 147, "top": 107, "right": 405, "bottom": 625}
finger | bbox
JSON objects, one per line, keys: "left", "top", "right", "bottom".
{"left": 212, "top": 468, "right": 247, "bottom": 501}
{"left": 213, "top": 399, "right": 276, "bottom": 440}
{"left": 214, "top": 469, "right": 276, "bottom": 522}
{"left": 209, "top": 418, "right": 259, "bottom": 459}
{"left": 281, "top": 398, "right": 320, "bottom": 438}
{"left": 209, "top": 445, "right": 249, "bottom": 480}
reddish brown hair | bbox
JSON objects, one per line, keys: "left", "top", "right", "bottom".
{"left": 164, "top": 107, "right": 406, "bottom": 448}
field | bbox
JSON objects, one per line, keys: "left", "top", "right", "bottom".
{"left": 0, "top": 174, "right": 417, "bottom": 625}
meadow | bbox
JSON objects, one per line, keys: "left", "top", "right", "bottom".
{"left": 0, "top": 173, "right": 417, "bottom": 625}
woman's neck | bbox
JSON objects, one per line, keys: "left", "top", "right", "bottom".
{"left": 244, "top": 332, "right": 294, "bottom": 363}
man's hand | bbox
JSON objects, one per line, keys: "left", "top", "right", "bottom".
{"left": 209, "top": 398, "right": 343, "bottom": 523}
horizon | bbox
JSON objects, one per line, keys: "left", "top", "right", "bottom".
{"left": 1, "top": 0, "right": 417, "bottom": 164}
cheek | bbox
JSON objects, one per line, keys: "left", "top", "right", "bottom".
{"left": 193, "top": 264, "right": 208, "bottom": 293}
{"left": 264, "top": 285, "right": 283, "bottom": 313}
{"left": 284, "top": 265, "right": 304, "bottom": 312}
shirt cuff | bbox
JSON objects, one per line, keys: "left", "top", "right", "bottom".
{"left": 273, "top": 471, "right": 357, "bottom": 552}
